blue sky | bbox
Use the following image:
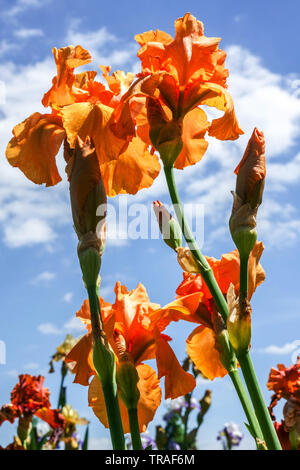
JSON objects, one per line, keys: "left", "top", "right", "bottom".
{"left": 0, "top": 0, "right": 300, "bottom": 450}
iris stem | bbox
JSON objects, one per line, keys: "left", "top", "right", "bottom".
{"left": 57, "top": 361, "right": 68, "bottom": 409}
{"left": 163, "top": 165, "right": 281, "bottom": 450}
{"left": 229, "top": 369, "right": 264, "bottom": 448}
{"left": 164, "top": 166, "right": 229, "bottom": 323}
{"left": 128, "top": 408, "right": 142, "bottom": 450}
{"left": 237, "top": 256, "right": 282, "bottom": 450}
{"left": 87, "top": 285, "right": 126, "bottom": 450}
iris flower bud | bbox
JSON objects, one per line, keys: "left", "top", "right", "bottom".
{"left": 65, "top": 136, "right": 107, "bottom": 285}
{"left": 176, "top": 247, "right": 199, "bottom": 273}
{"left": 213, "top": 310, "right": 237, "bottom": 373}
{"left": 113, "top": 329, "right": 140, "bottom": 410}
{"left": 147, "top": 98, "right": 183, "bottom": 168}
{"left": 153, "top": 201, "right": 182, "bottom": 251}
{"left": 229, "top": 128, "right": 265, "bottom": 259}
{"left": 116, "top": 361, "right": 140, "bottom": 411}
{"left": 227, "top": 283, "right": 251, "bottom": 354}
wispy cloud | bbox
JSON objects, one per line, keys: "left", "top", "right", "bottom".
{"left": 4, "top": 0, "right": 50, "bottom": 18}
{"left": 30, "top": 271, "right": 56, "bottom": 285}
{"left": 62, "top": 292, "right": 73, "bottom": 303}
{"left": 65, "top": 19, "right": 138, "bottom": 68}
{"left": 14, "top": 28, "right": 44, "bottom": 39}
{"left": 0, "top": 39, "right": 18, "bottom": 57}
{"left": 37, "top": 322, "right": 62, "bottom": 335}
{"left": 37, "top": 316, "right": 85, "bottom": 335}
{"left": 23, "top": 362, "right": 39, "bottom": 370}
{"left": 257, "top": 340, "right": 300, "bottom": 355}
{"left": 63, "top": 316, "right": 85, "bottom": 333}
{"left": 5, "top": 218, "right": 57, "bottom": 248}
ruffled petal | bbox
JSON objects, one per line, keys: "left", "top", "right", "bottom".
{"left": 65, "top": 332, "right": 94, "bottom": 386}
{"left": 35, "top": 408, "right": 65, "bottom": 429}
{"left": 6, "top": 113, "right": 65, "bottom": 186}
{"left": 100, "top": 66, "right": 135, "bottom": 95}
{"left": 248, "top": 241, "right": 265, "bottom": 299}
{"left": 100, "top": 137, "right": 160, "bottom": 196}
{"left": 136, "top": 14, "right": 228, "bottom": 88}
{"left": 183, "top": 82, "right": 243, "bottom": 140}
{"left": 88, "top": 364, "right": 161, "bottom": 433}
{"left": 155, "top": 333, "right": 196, "bottom": 399}
{"left": 174, "top": 108, "right": 209, "bottom": 169}
{"left": 149, "top": 292, "right": 210, "bottom": 332}
{"left": 42, "top": 45, "right": 92, "bottom": 109}
{"left": 186, "top": 326, "right": 227, "bottom": 380}
{"left": 61, "top": 102, "right": 127, "bottom": 165}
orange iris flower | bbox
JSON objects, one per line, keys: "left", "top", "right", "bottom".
{"left": 267, "top": 359, "right": 300, "bottom": 450}
{"left": 65, "top": 282, "right": 199, "bottom": 432}
{"left": 6, "top": 45, "right": 160, "bottom": 196}
{"left": 267, "top": 359, "right": 300, "bottom": 401}
{"left": 112, "top": 12, "right": 243, "bottom": 169}
{"left": 150, "top": 242, "right": 265, "bottom": 380}
{"left": 0, "top": 374, "right": 64, "bottom": 429}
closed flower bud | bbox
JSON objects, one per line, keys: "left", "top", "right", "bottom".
{"left": 227, "top": 283, "right": 251, "bottom": 354}
{"left": 113, "top": 329, "right": 140, "bottom": 410}
{"left": 93, "top": 336, "right": 116, "bottom": 386}
{"left": 66, "top": 136, "right": 107, "bottom": 258}
{"left": 147, "top": 97, "right": 183, "bottom": 168}
{"left": 176, "top": 247, "right": 200, "bottom": 273}
{"left": 153, "top": 201, "right": 182, "bottom": 251}
{"left": 213, "top": 310, "right": 237, "bottom": 373}
{"left": 116, "top": 360, "right": 140, "bottom": 411}
{"left": 230, "top": 128, "right": 265, "bottom": 259}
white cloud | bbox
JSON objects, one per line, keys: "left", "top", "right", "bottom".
{"left": 4, "top": 0, "right": 49, "bottom": 18}
{"left": 4, "top": 218, "right": 57, "bottom": 248}
{"left": 63, "top": 316, "right": 85, "bottom": 333}
{"left": 62, "top": 292, "right": 73, "bottom": 303}
{"left": 233, "top": 15, "right": 244, "bottom": 23}
{"left": 227, "top": 45, "right": 300, "bottom": 158}
{"left": 30, "top": 271, "right": 56, "bottom": 284}
{"left": 0, "top": 40, "right": 17, "bottom": 57}
{"left": 14, "top": 28, "right": 44, "bottom": 39}
{"left": 65, "top": 19, "right": 138, "bottom": 68}
{"left": 6, "top": 369, "right": 19, "bottom": 377}
{"left": 258, "top": 340, "right": 300, "bottom": 355}
{"left": 37, "top": 322, "right": 61, "bottom": 335}
{"left": 23, "top": 362, "right": 39, "bottom": 370}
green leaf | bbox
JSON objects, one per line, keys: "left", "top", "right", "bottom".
{"left": 82, "top": 425, "right": 89, "bottom": 450}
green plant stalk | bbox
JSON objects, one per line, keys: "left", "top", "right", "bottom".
{"left": 57, "top": 361, "right": 68, "bottom": 409}
{"left": 87, "top": 285, "right": 126, "bottom": 450}
{"left": 237, "top": 352, "right": 281, "bottom": 450}
{"left": 163, "top": 165, "right": 281, "bottom": 449}
{"left": 128, "top": 408, "right": 142, "bottom": 450}
{"left": 237, "top": 256, "right": 282, "bottom": 450}
{"left": 239, "top": 253, "right": 249, "bottom": 302}
{"left": 229, "top": 369, "right": 264, "bottom": 447}
{"left": 164, "top": 166, "right": 229, "bottom": 322}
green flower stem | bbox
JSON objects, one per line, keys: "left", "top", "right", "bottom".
{"left": 237, "top": 256, "right": 282, "bottom": 450}
{"left": 239, "top": 254, "right": 249, "bottom": 302}
{"left": 164, "top": 166, "right": 229, "bottom": 322}
{"left": 237, "top": 352, "right": 281, "bottom": 450}
{"left": 57, "top": 361, "right": 68, "bottom": 409}
{"left": 87, "top": 285, "right": 126, "bottom": 450}
{"left": 128, "top": 408, "right": 142, "bottom": 450}
{"left": 229, "top": 369, "right": 264, "bottom": 447}
{"left": 163, "top": 165, "right": 282, "bottom": 450}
